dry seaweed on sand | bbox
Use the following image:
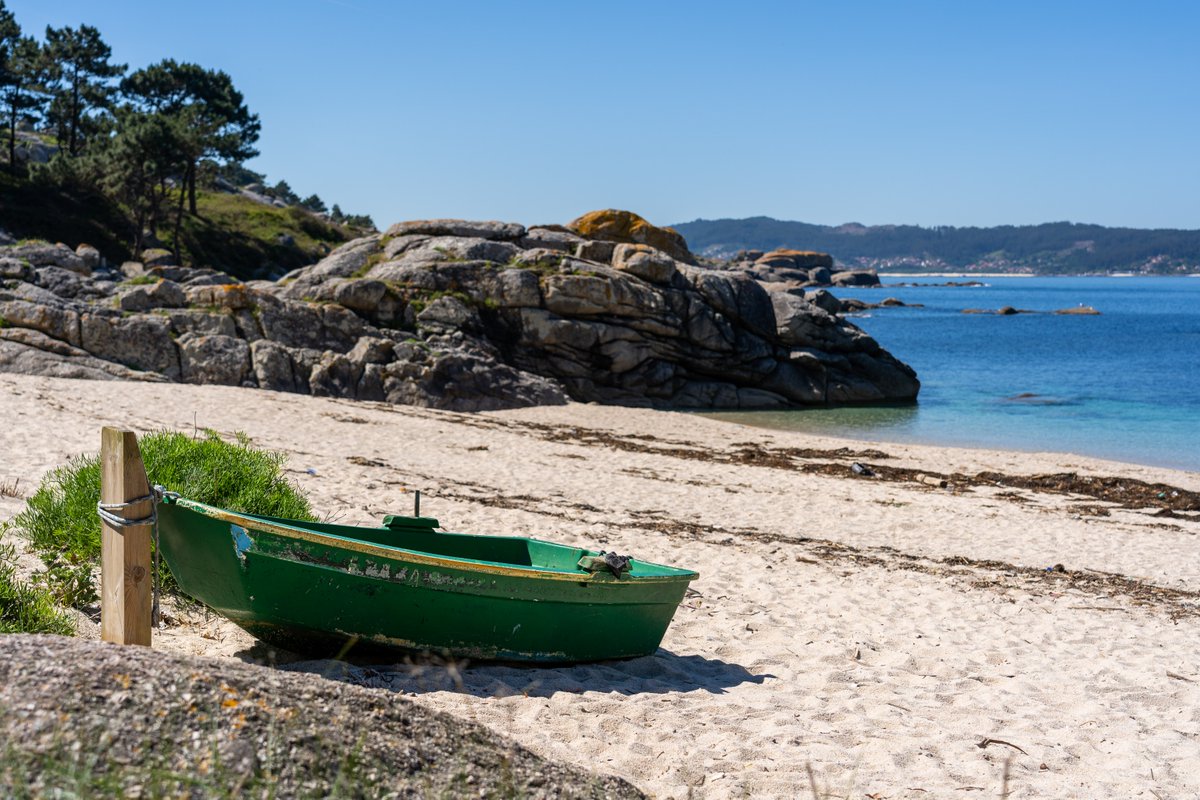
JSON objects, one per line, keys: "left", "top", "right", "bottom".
{"left": 378, "top": 407, "right": 1200, "bottom": 514}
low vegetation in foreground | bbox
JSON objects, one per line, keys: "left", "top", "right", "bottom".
{"left": 6, "top": 429, "right": 314, "bottom": 613}
{"left": 0, "top": 635, "right": 642, "bottom": 799}
{"left": 0, "top": 543, "right": 73, "bottom": 635}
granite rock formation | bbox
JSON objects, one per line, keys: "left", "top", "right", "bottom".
{"left": 725, "top": 248, "right": 880, "bottom": 290}
{"left": 0, "top": 215, "right": 919, "bottom": 410}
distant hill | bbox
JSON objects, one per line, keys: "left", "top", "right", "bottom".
{"left": 671, "top": 217, "right": 1200, "bottom": 274}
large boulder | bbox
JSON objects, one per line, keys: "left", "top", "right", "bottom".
{"left": 417, "top": 295, "right": 481, "bottom": 330}
{"left": 0, "top": 258, "right": 35, "bottom": 282}
{"left": 806, "top": 289, "right": 844, "bottom": 315}
{"left": 0, "top": 328, "right": 162, "bottom": 382}
{"left": 611, "top": 244, "right": 678, "bottom": 285}
{"left": 118, "top": 279, "right": 187, "bottom": 312}
{"left": 755, "top": 249, "right": 834, "bottom": 270}
{"left": 185, "top": 283, "right": 256, "bottom": 311}
{"left": 177, "top": 333, "right": 251, "bottom": 385}
{"left": 567, "top": 210, "right": 696, "bottom": 264}
{"left": 140, "top": 248, "right": 176, "bottom": 268}
{"left": 382, "top": 348, "right": 568, "bottom": 412}
{"left": 250, "top": 340, "right": 299, "bottom": 393}
{"left": 149, "top": 265, "right": 239, "bottom": 286}
{"left": 74, "top": 244, "right": 102, "bottom": 271}
{"left": 520, "top": 227, "right": 585, "bottom": 252}
{"left": 79, "top": 313, "right": 179, "bottom": 379}
{"left": 284, "top": 236, "right": 382, "bottom": 286}
{"left": 831, "top": 269, "right": 880, "bottom": 287}
{"left": 3, "top": 242, "right": 89, "bottom": 275}
{"left": 384, "top": 220, "right": 525, "bottom": 241}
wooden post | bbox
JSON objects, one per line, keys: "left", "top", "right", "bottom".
{"left": 100, "top": 427, "right": 153, "bottom": 646}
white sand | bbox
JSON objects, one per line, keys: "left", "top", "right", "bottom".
{"left": 2, "top": 372, "right": 1198, "bottom": 798}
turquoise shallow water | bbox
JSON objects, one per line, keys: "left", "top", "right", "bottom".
{"left": 708, "top": 277, "right": 1200, "bottom": 472}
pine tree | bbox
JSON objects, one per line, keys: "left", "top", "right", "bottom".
{"left": 42, "top": 24, "right": 125, "bottom": 156}
{"left": 300, "top": 194, "right": 326, "bottom": 214}
{"left": 0, "top": 3, "right": 44, "bottom": 174}
{"left": 0, "top": 38, "right": 50, "bottom": 175}
{"left": 96, "top": 109, "right": 187, "bottom": 255}
{"left": 121, "top": 59, "right": 258, "bottom": 213}
{"left": 271, "top": 179, "right": 299, "bottom": 205}
{"left": 344, "top": 213, "right": 376, "bottom": 231}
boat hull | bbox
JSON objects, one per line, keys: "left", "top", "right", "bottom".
{"left": 156, "top": 499, "right": 696, "bottom": 662}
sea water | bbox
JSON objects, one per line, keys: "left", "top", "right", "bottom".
{"left": 708, "top": 277, "right": 1200, "bottom": 472}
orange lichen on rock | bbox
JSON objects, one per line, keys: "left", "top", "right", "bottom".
{"left": 566, "top": 210, "right": 695, "bottom": 264}
{"left": 185, "top": 283, "right": 254, "bottom": 310}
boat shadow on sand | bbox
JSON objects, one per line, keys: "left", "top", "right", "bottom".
{"left": 274, "top": 649, "right": 771, "bottom": 697}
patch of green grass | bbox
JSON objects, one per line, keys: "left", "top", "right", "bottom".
{"left": 169, "top": 192, "right": 352, "bottom": 281}
{"left": 190, "top": 304, "right": 228, "bottom": 315}
{"left": 506, "top": 254, "right": 568, "bottom": 277}
{"left": 122, "top": 274, "right": 159, "bottom": 286}
{"left": 351, "top": 249, "right": 390, "bottom": 279}
{"left": 406, "top": 288, "right": 483, "bottom": 314}
{"left": 0, "top": 316, "right": 8, "bottom": 329}
{"left": 431, "top": 289, "right": 474, "bottom": 306}
{"left": 9, "top": 430, "right": 315, "bottom": 609}
{"left": 0, "top": 543, "right": 74, "bottom": 635}
{"left": 431, "top": 245, "right": 476, "bottom": 265}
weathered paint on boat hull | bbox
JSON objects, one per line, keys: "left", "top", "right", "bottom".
{"left": 156, "top": 498, "right": 696, "bottom": 663}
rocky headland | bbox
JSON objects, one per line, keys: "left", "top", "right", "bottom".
{"left": 722, "top": 248, "right": 881, "bottom": 290}
{"left": 0, "top": 210, "right": 919, "bottom": 411}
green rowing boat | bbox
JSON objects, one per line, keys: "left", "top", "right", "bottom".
{"left": 156, "top": 495, "right": 697, "bottom": 663}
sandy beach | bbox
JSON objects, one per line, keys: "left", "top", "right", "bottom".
{"left": 2, "top": 372, "right": 1198, "bottom": 798}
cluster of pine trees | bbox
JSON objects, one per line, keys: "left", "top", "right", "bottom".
{"left": 0, "top": 2, "right": 373, "bottom": 257}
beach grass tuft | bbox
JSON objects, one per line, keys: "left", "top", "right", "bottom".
{"left": 8, "top": 430, "right": 315, "bottom": 609}
{"left": 0, "top": 544, "right": 74, "bottom": 635}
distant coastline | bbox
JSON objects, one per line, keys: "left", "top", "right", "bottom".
{"left": 878, "top": 271, "right": 1200, "bottom": 279}
{"left": 878, "top": 272, "right": 1035, "bottom": 279}
{"left": 674, "top": 217, "right": 1200, "bottom": 276}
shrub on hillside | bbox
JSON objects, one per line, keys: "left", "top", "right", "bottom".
{"left": 9, "top": 430, "right": 314, "bottom": 608}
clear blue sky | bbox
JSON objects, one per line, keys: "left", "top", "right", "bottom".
{"left": 8, "top": 0, "right": 1199, "bottom": 230}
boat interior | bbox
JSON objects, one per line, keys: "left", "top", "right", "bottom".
{"left": 226, "top": 508, "right": 688, "bottom": 577}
